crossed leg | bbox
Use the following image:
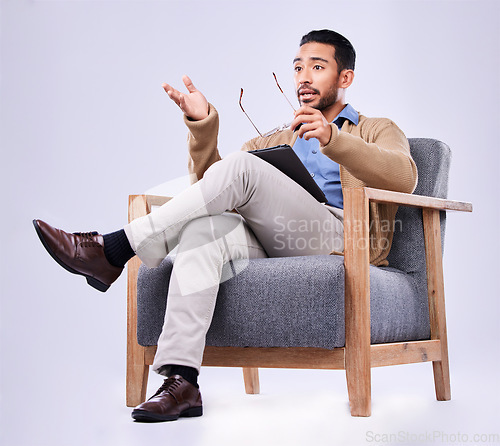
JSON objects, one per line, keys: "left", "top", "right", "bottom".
{"left": 126, "top": 151, "right": 344, "bottom": 374}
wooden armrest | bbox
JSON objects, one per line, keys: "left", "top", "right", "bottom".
{"left": 128, "top": 189, "right": 473, "bottom": 222}
{"left": 363, "top": 187, "right": 472, "bottom": 212}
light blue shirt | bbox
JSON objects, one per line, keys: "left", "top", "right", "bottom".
{"left": 292, "top": 104, "right": 359, "bottom": 209}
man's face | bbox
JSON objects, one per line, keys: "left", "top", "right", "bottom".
{"left": 293, "top": 42, "right": 341, "bottom": 111}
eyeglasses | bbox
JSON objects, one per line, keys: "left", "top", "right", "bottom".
{"left": 239, "top": 72, "right": 297, "bottom": 137}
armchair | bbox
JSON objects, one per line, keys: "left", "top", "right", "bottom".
{"left": 126, "top": 138, "right": 472, "bottom": 416}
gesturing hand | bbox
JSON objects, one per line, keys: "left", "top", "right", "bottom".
{"left": 290, "top": 106, "right": 333, "bottom": 146}
{"left": 162, "top": 75, "right": 209, "bottom": 121}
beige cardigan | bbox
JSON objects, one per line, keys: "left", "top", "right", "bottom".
{"left": 184, "top": 104, "right": 418, "bottom": 266}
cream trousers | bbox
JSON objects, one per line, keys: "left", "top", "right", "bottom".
{"left": 124, "top": 151, "right": 344, "bottom": 374}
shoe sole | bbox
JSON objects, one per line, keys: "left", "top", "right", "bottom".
{"left": 33, "top": 219, "right": 110, "bottom": 292}
{"left": 131, "top": 406, "right": 203, "bottom": 423}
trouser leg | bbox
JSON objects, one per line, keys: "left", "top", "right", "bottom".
{"left": 124, "top": 151, "right": 343, "bottom": 268}
{"left": 152, "top": 213, "right": 267, "bottom": 374}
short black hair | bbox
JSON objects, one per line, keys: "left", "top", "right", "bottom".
{"left": 300, "top": 29, "right": 356, "bottom": 73}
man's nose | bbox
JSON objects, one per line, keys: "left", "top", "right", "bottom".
{"left": 296, "top": 71, "right": 311, "bottom": 86}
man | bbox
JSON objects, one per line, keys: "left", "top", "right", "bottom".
{"left": 33, "top": 30, "right": 417, "bottom": 422}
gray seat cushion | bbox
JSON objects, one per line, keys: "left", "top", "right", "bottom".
{"left": 137, "top": 255, "right": 430, "bottom": 348}
{"left": 136, "top": 138, "right": 451, "bottom": 349}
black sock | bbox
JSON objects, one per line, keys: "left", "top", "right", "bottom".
{"left": 168, "top": 365, "right": 199, "bottom": 388}
{"left": 103, "top": 229, "right": 135, "bottom": 268}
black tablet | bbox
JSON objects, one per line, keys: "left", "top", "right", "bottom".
{"left": 248, "top": 144, "right": 327, "bottom": 203}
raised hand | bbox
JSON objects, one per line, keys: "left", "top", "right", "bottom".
{"left": 162, "top": 75, "right": 209, "bottom": 121}
{"left": 290, "top": 105, "right": 333, "bottom": 146}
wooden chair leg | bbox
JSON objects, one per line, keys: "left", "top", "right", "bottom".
{"left": 423, "top": 209, "right": 451, "bottom": 401}
{"left": 345, "top": 358, "right": 371, "bottom": 417}
{"left": 343, "top": 188, "right": 371, "bottom": 416}
{"left": 432, "top": 359, "right": 451, "bottom": 401}
{"left": 242, "top": 367, "right": 260, "bottom": 394}
{"left": 126, "top": 348, "right": 149, "bottom": 407}
{"left": 126, "top": 252, "right": 150, "bottom": 407}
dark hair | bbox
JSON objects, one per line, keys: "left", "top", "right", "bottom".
{"left": 300, "top": 29, "right": 356, "bottom": 73}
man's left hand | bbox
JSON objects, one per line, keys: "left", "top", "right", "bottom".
{"left": 290, "top": 106, "right": 332, "bottom": 146}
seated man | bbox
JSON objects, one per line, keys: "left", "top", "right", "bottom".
{"left": 33, "top": 29, "right": 417, "bottom": 423}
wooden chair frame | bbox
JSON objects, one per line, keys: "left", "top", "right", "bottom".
{"left": 126, "top": 187, "right": 472, "bottom": 416}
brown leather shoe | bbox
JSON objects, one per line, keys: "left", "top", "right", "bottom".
{"left": 132, "top": 375, "right": 203, "bottom": 422}
{"left": 33, "top": 219, "right": 123, "bottom": 292}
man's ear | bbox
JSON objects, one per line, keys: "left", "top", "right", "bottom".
{"left": 339, "top": 69, "right": 354, "bottom": 88}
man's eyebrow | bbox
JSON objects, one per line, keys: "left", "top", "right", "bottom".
{"left": 310, "top": 57, "right": 330, "bottom": 63}
{"left": 293, "top": 56, "right": 330, "bottom": 64}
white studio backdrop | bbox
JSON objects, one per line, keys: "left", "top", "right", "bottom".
{"left": 1, "top": 1, "right": 499, "bottom": 445}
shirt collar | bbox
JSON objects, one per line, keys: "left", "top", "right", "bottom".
{"left": 332, "top": 103, "right": 359, "bottom": 126}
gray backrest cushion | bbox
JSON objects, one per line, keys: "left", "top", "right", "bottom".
{"left": 386, "top": 138, "right": 451, "bottom": 273}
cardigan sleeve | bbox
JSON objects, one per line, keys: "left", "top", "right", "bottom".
{"left": 185, "top": 103, "right": 222, "bottom": 183}
{"left": 320, "top": 118, "right": 418, "bottom": 193}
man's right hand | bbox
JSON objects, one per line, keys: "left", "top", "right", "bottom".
{"left": 162, "top": 75, "right": 209, "bottom": 121}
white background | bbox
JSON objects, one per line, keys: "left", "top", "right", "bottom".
{"left": 1, "top": 1, "right": 499, "bottom": 445}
